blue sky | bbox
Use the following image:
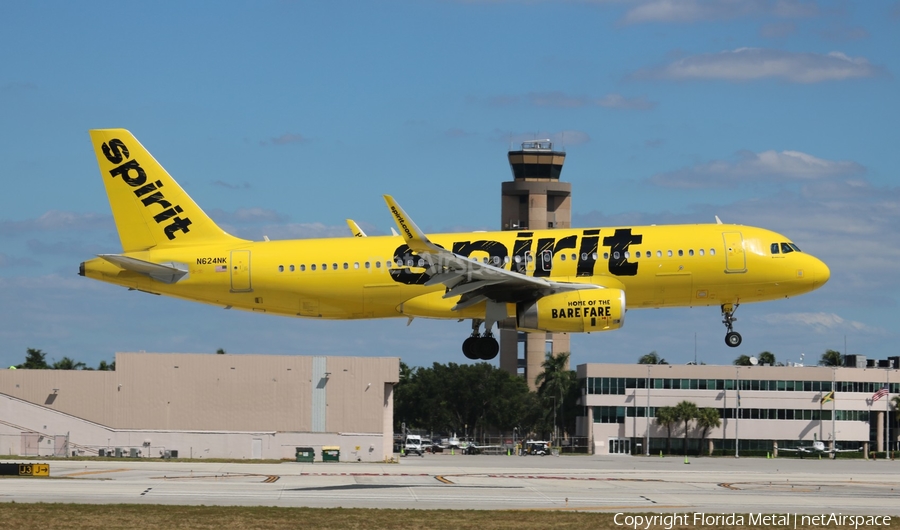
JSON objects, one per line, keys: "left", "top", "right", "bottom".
{"left": 1, "top": 0, "right": 898, "bottom": 370}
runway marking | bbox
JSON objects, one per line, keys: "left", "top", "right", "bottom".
{"left": 140, "top": 488, "right": 152, "bottom": 496}
{"left": 435, "top": 475, "right": 453, "bottom": 484}
{"left": 263, "top": 476, "right": 280, "bottom": 483}
{"left": 640, "top": 495, "right": 657, "bottom": 504}
{"left": 61, "top": 468, "right": 131, "bottom": 477}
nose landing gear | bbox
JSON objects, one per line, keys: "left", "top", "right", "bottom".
{"left": 462, "top": 319, "right": 500, "bottom": 360}
{"left": 722, "top": 303, "right": 742, "bottom": 347}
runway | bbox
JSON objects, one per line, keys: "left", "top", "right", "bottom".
{"left": 1, "top": 454, "right": 898, "bottom": 513}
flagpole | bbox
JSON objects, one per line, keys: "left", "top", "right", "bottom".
{"left": 832, "top": 368, "right": 836, "bottom": 452}
{"left": 887, "top": 369, "right": 891, "bottom": 458}
{"left": 735, "top": 366, "right": 740, "bottom": 459}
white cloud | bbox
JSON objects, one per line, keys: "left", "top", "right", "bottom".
{"left": 488, "top": 91, "right": 657, "bottom": 110}
{"left": 596, "top": 93, "right": 657, "bottom": 110}
{"left": 621, "top": 0, "right": 818, "bottom": 24}
{"left": 0, "top": 211, "right": 113, "bottom": 237}
{"left": 634, "top": 48, "right": 882, "bottom": 83}
{"left": 756, "top": 312, "right": 884, "bottom": 334}
{"left": 648, "top": 149, "right": 865, "bottom": 189}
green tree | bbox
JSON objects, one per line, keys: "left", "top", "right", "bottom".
{"left": 216, "top": 348, "right": 226, "bottom": 354}
{"left": 674, "top": 400, "right": 699, "bottom": 455}
{"left": 819, "top": 349, "right": 843, "bottom": 367}
{"left": 696, "top": 408, "right": 721, "bottom": 456}
{"left": 638, "top": 351, "right": 667, "bottom": 365}
{"left": 535, "top": 352, "right": 577, "bottom": 442}
{"left": 758, "top": 351, "right": 776, "bottom": 366}
{"left": 52, "top": 357, "right": 86, "bottom": 370}
{"left": 97, "top": 360, "right": 115, "bottom": 371}
{"left": 655, "top": 406, "right": 678, "bottom": 455}
{"left": 733, "top": 355, "right": 753, "bottom": 366}
{"left": 17, "top": 348, "right": 49, "bottom": 369}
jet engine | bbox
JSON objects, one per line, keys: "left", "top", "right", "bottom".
{"left": 517, "top": 289, "right": 625, "bottom": 333}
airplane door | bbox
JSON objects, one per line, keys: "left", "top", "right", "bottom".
{"left": 722, "top": 232, "right": 747, "bottom": 273}
{"left": 230, "top": 250, "right": 252, "bottom": 292}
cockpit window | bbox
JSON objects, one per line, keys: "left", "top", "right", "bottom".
{"left": 771, "top": 243, "right": 780, "bottom": 255}
{"left": 781, "top": 243, "right": 794, "bottom": 254}
{"left": 788, "top": 243, "right": 801, "bottom": 252}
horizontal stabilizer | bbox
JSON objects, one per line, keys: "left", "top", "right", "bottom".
{"left": 98, "top": 254, "right": 189, "bottom": 284}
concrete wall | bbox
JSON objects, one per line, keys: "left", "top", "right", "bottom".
{"left": 0, "top": 353, "right": 399, "bottom": 461}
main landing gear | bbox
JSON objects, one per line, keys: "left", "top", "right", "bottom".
{"left": 462, "top": 319, "right": 500, "bottom": 361}
{"left": 721, "top": 303, "right": 742, "bottom": 347}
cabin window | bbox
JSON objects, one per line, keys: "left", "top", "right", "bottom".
{"left": 332, "top": 263, "right": 338, "bottom": 270}
{"left": 571, "top": 253, "right": 576, "bottom": 260}
{"left": 375, "top": 261, "right": 381, "bottom": 268}
{"left": 278, "top": 265, "right": 284, "bottom": 272}
{"left": 613, "top": 251, "right": 620, "bottom": 259}
{"left": 343, "top": 263, "right": 349, "bottom": 270}
{"left": 771, "top": 243, "right": 780, "bottom": 254}
{"left": 603, "top": 252, "right": 609, "bottom": 260}
{"left": 311, "top": 264, "right": 317, "bottom": 271}
{"left": 678, "top": 250, "right": 684, "bottom": 257}
{"left": 710, "top": 248, "right": 716, "bottom": 256}
{"left": 514, "top": 255, "right": 522, "bottom": 263}
{"left": 656, "top": 250, "right": 662, "bottom": 258}
{"left": 699, "top": 249, "right": 705, "bottom": 256}
{"left": 354, "top": 262, "right": 359, "bottom": 269}
{"left": 624, "top": 251, "right": 630, "bottom": 259}
{"left": 321, "top": 263, "right": 327, "bottom": 271}
{"left": 300, "top": 265, "right": 306, "bottom": 271}
{"left": 289, "top": 265, "right": 295, "bottom": 272}
{"left": 667, "top": 250, "right": 673, "bottom": 257}
{"left": 560, "top": 254, "right": 566, "bottom": 261}
{"left": 591, "top": 252, "right": 598, "bottom": 260}
{"left": 503, "top": 256, "right": 510, "bottom": 264}
{"left": 365, "top": 262, "right": 370, "bottom": 269}
{"left": 689, "top": 249, "right": 694, "bottom": 256}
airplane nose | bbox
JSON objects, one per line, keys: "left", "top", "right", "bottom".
{"left": 812, "top": 256, "right": 830, "bottom": 287}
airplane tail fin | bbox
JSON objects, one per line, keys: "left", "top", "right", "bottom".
{"left": 89, "top": 129, "right": 245, "bottom": 252}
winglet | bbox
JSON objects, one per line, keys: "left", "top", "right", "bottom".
{"left": 383, "top": 195, "right": 435, "bottom": 253}
{"left": 346, "top": 219, "right": 367, "bottom": 237}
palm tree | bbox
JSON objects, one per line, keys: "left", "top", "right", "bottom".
{"left": 52, "top": 357, "right": 86, "bottom": 370}
{"left": 696, "top": 408, "right": 721, "bottom": 456}
{"left": 534, "top": 352, "right": 575, "bottom": 442}
{"left": 733, "top": 355, "right": 753, "bottom": 366}
{"left": 819, "top": 349, "right": 843, "bottom": 367}
{"left": 17, "top": 348, "right": 49, "bottom": 369}
{"left": 655, "top": 406, "right": 678, "bottom": 455}
{"left": 674, "top": 400, "right": 699, "bottom": 455}
{"left": 758, "top": 351, "right": 776, "bottom": 366}
{"left": 638, "top": 351, "right": 667, "bottom": 365}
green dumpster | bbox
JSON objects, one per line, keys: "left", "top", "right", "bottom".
{"left": 322, "top": 446, "right": 340, "bottom": 462}
{"left": 295, "top": 447, "right": 315, "bottom": 463}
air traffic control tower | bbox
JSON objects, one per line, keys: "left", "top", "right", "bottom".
{"left": 500, "top": 140, "right": 571, "bottom": 389}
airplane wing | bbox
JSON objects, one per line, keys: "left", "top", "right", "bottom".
{"left": 346, "top": 219, "right": 367, "bottom": 237}
{"left": 384, "top": 195, "right": 603, "bottom": 312}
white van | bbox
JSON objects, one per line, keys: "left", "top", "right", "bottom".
{"left": 404, "top": 435, "right": 424, "bottom": 457}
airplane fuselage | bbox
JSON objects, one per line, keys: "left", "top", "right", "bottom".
{"left": 82, "top": 223, "right": 828, "bottom": 321}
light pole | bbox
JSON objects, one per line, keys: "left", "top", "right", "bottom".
{"left": 645, "top": 364, "right": 651, "bottom": 456}
{"left": 552, "top": 396, "right": 557, "bottom": 447}
{"left": 735, "top": 366, "right": 740, "bottom": 458}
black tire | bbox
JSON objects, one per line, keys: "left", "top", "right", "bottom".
{"left": 725, "top": 332, "right": 742, "bottom": 348}
{"left": 477, "top": 337, "right": 500, "bottom": 360}
{"left": 462, "top": 337, "right": 479, "bottom": 359}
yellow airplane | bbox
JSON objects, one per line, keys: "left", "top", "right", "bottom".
{"left": 80, "top": 129, "right": 830, "bottom": 360}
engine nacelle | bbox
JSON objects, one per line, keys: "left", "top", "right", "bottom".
{"left": 517, "top": 289, "right": 625, "bottom": 333}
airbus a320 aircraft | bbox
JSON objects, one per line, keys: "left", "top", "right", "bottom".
{"left": 80, "top": 130, "right": 830, "bottom": 360}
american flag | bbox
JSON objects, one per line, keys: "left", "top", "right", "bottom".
{"left": 215, "top": 265, "right": 227, "bottom": 273}
{"left": 871, "top": 385, "right": 889, "bottom": 402}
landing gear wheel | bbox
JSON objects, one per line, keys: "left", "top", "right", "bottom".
{"left": 720, "top": 303, "right": 741, "bottom": 348}
{"left": 476, "top": 335, "right": 500, "bottom": 360}
{"left": 462, "top": 337, "right": 479, "bottom": 359}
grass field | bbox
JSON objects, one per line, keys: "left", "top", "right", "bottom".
{"left": 0, "top": 504, "right": 894, "bottom": 530}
